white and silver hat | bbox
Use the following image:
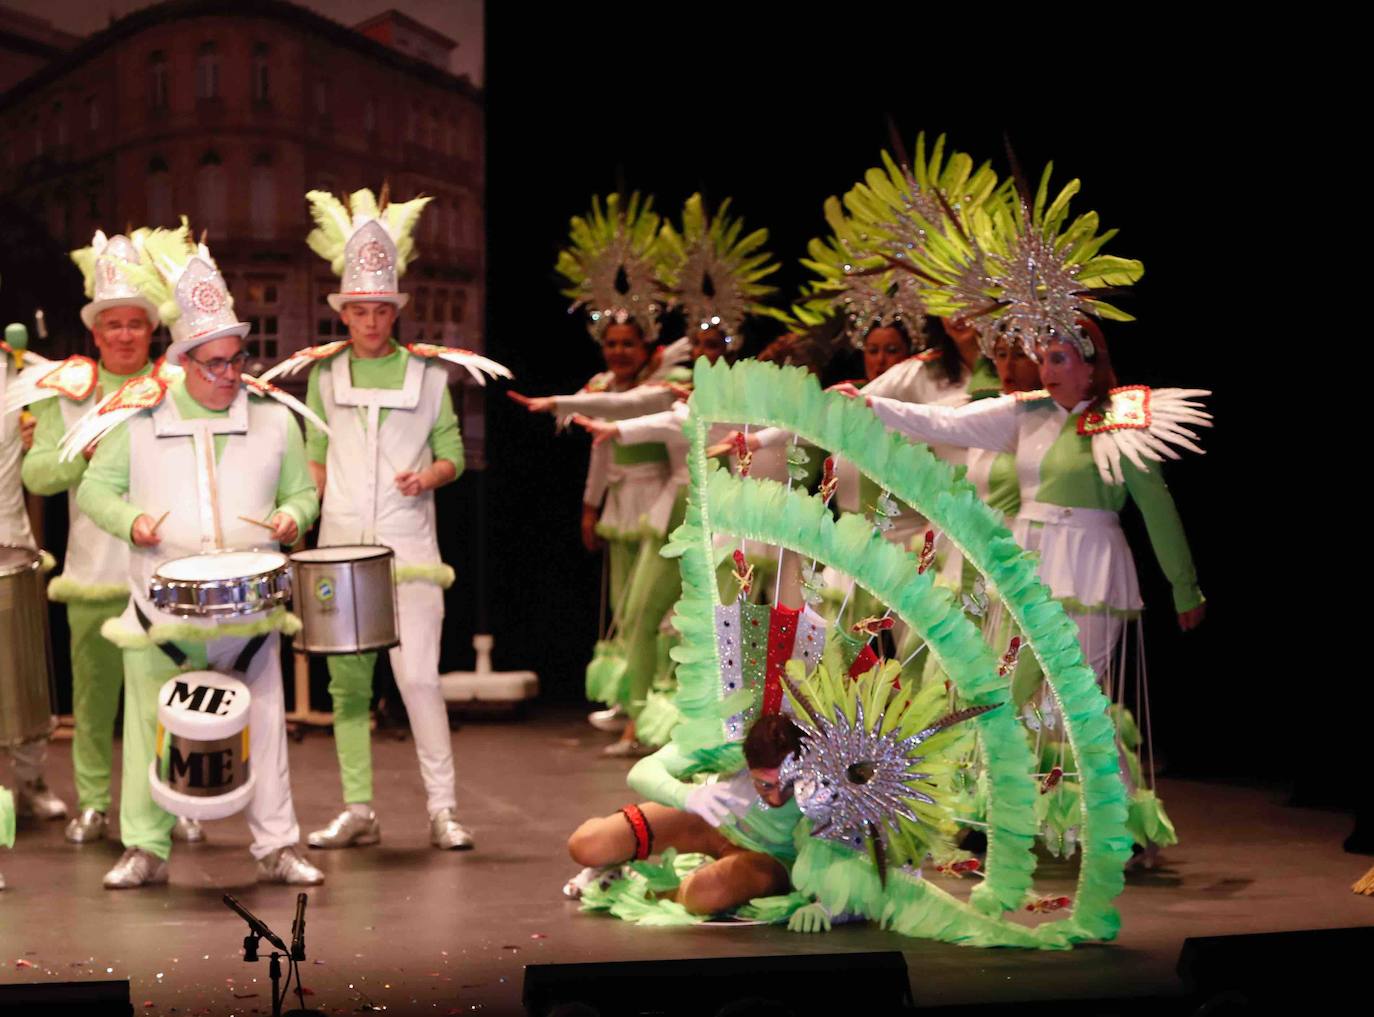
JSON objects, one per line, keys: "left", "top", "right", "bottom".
{"left": 76, "top": 231, "right": 161, "bottom": 330}
{"left": 164, "top": 255, "right": 251, "bottom": 365}
{"left": 327, "top": 220, "right": 409, "bottom": 312}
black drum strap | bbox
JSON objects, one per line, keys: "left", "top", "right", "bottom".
{"left": 233, "top": 634, "right": 269, "bottom": 676}
{"left": 135, "top": 603, "right": 189, "bottom": 667}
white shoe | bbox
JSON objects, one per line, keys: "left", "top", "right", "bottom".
{"left": 562, "top": 865, "right": 623, "bottom": 899}
{"left": 16, "top": 779, "right": 68, "bottom": 820}
{"left": 256, "top": 846, "right": 325, "bottom": 885}
{"left": 307, "top": 806, "right": 380, "bottom": 849}
{"left": 172, "top": 816, "right": 205, "bottom": 843}
{"left": 430, "top": 808, "right": 474, "bottom": 850}
{"left": 103, "top": 848, "right": 169, "bottom": 889}
{"left": 588, "top": 705, "right": 628, "bottom": 732}
{"left": 66, "top": 808, "right": 108, "bottom": 843}
{"left": 601, "top": 738, "right": 651, "bottom": 759}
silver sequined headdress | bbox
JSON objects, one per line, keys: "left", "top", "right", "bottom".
{"left": 71, "top": 230, "right": 162, "bottom": 330}
{"left": 555, "top": 192, "right": 671, "bottom": 343}
{"left": 305, "top": 187, "right": 433, "bottom": 312}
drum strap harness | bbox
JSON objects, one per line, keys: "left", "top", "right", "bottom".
{"left": 133, "top": 602, "right": 268, "bottom": 675}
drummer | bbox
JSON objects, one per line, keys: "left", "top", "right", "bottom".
{"left": 74, "top": 229, "right": 323, "bottom": 889}
{"left": 21, "top": 230, "right": 203, "bottom": 846}
{"left": 282, "top": 188, "right": 471, "bottom": 851}
{"left": 1, "top": 333, "right": 68, "bottom": 827}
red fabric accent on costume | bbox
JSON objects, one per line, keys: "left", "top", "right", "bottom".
{"left": 620, "top": 804, "right": 653, "bottom": 860}
{"left": 1078, "top": 385, "right": 1152, "bottom": 435}
{"left": 761, "top": 604, "right": 800, "bottom": 716}
{"left": 847, "top": 644, "right": 880, "bottom": 679}
{"left": 99, "top": 374, "right": 166, "bottom": 414}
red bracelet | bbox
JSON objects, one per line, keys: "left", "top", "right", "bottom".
{"left": 619, "top": 804, "right": 654, "bottom": 860}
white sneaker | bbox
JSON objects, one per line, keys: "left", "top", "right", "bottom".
{"left": 562, "top": 865, "right": 624, "bottom": 899}
{"left": 103, "top": 848, "right": 169, "bottom": 889}
{"left": 588, "top": 705, "right": 628, "bottom": 732}
{"left": 257, "top": 846, "right": 325, "bottom": 885}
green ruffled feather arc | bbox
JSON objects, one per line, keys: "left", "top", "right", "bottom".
{"left": 101, "top": 608, "right": 302, "bottom": 649}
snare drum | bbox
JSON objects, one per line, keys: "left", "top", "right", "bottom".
{"left": 149, "top": 550, "right": 291, "bottom": 617}
{"left": 150, "top": 671, "right": 255, "bottom": 821}
{"left": 290, "top": 545, "right": 399, "bottom": 654}
{"left": 0, "top": 545, "right": 57, "bottom": 748}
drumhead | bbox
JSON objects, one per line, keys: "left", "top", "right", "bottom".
{"left": 0, "top": 544, "right": 41, "bottom": 577}
{"left": 157, "top": 550, "right": 287, "bottom": 582}
{"left": 291, "top": 545, "right": 394, "bottom": 564}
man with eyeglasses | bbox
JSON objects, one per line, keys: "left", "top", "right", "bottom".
{"left": 76, "top": 233, "right": 323, "bottom": 889}
{"left": 20, "top": 231, "right": 201, "bottom": 846}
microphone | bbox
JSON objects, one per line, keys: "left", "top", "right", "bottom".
{"left": 222, "top": 893, "right": 289, "bottom": 953}
{"left": 290, "top": 892, "right": 308, "bottom": 961}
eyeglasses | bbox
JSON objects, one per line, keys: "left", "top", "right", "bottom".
{"left": 187, "top": 351, "right": 250, "bottom": 377}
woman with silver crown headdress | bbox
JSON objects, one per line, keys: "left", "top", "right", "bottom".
{"left": 843, "top": 162, "right": 1211, "bottom": 865}
{"left": 71, "top": 224, "right": 325, "bottom": 888}
{"left": 260, "top": 187, "right": 507, "bottom": 853}
{"left": 565, "top": 194, "right": 788, "bottom": 755}
{"left": 508, "top": 192, "right": 689, "bottom": 751}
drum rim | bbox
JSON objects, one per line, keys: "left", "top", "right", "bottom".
{"left": 154, "top": 549, "right": 290, "bottom": 583}
{"left": 290, "top": 544, "right": 395, "bottom": 563}
{"left": 0, "top": 544, "right": 42, "bottom": 578}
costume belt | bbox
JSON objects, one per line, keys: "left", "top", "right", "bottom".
{"left": 1018, "top": 500, "right": 1121, "bottom": 531}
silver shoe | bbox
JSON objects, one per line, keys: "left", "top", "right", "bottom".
{"left": 16, "top": 779, "right": 68, "bottom": 820}
{"left": 103, "top": 847, "right": 169, "bottom": 889}
{"left": 429, "top": 808, "right": 474, "bottom": 850}
{"left": 257, "top": 845, "right": 325, "bottom": 885}
{"left": 172, "top": 816, "right": 205, "bottom": 843}
{"left": 307, "top": 807, "right": 380, "bottom": 849}
{"left": 601, "top": 738, "right": 651, "bottom": 759}
{"left": 65, "top": 808, "right": 108, "bottom": 843}
{"left": 256, "top": 846, "right": 325, "bottom": 885}
{"left": 588, "top": 704, "right": 628, "bottom": 732}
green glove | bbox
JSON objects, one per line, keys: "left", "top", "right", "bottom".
{"left": 786, "top": 901, "right": 832, "bottom": 934}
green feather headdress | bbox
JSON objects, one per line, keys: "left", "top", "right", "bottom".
{"left": 555, "top": 192, "right": 672, "bottom": 343}
{"left": 659, "top": 193, "right": 785, "bottom": 345}
{"left": 305, "top": 187, "right": 433, "bottom": 278}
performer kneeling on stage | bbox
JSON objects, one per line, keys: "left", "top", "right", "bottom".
{"left": 75, "top": 227, "right": 324, "bottom": 889}
{"left": 567, "top": 714, "right": 798, "bottom": 916}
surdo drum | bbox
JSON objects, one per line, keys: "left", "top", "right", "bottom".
{"left": 0, "top": 545, "right": 57, "bottom": 748}
{"left": 289, "top": 545, "right": 400, "bottom": 654}
{"left": 150, "top": 671, "right": 255, "bottom": 820}
{"left": 149, "top": 550, "right": 291, "bottom": 617}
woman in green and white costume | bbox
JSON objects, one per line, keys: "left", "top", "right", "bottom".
{"left": 265, "top": 189, "right": 508, "bottom": 852}
{"left": 71, "top": 226, "right": 326, "bottom": 888}
{"left": 565, "top": 194, "right": 786, "bottom": 753}
{"left": 12, "top": 230, "right": 206, "bottom": 845}
{"left": 508, "top": 193, "right": 686, "bottom": 748}
{"left": 851, "top": 165, "right": 1211, "bottom": 860}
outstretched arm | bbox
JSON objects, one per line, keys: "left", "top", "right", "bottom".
{"left": 864, "top": 393, "right": 1020, "bottom": 453}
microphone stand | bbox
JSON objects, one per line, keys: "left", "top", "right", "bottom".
{"left": 223, "top": 894, "right": 322, "bottom": 1017}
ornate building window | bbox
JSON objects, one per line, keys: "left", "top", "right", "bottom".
{"left": 250, "top": 153, "right": 276, "bottom": 240}
{"left": 196, "top": 150, "right": 227, "bottom": 236}
{"left": 147, "top": 156, "right": 172, "bottom": 226}
{"left": 252, "top": 44, "right": 270, "bottom": 103}
{"left": 149, "top": 51, "right": 168, "bottom": 110}
{"left": 196, "top": 43, "right": 220, "bottom": 100}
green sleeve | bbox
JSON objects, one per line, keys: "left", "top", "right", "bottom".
{"left": 20, "top": 396, "right": 86, "bottom": 495}
{"left": 428, "top": 385, "right": 464, "bottom": 476}
{"left": 626, "top": 743, "right": 695, "bottom": 810}
{"left": 304, "top": 366, "right": 329, "bottom": 465}
{"left": 1120, "top": 459, "right": 1204, "bottom": 613}
{"left": 274, "top": 414, "right": 320, "bottom": 536}
{"left": 75, "top": 422, "right": 141, "bottom": 544}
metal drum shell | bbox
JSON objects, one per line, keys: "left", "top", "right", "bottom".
{"left": 148, "top": 551, "right": 292, "bottom": 618}
{"left": 0, "top": 545, "right": 56, "bottom": 749}
{"left": 290, "top": 545, "right": 400, "bottom": 655}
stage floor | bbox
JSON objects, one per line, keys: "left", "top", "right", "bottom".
{"left": 0, "top": 705, "right": 1367, "bottom": 1015}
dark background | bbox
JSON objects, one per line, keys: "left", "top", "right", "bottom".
{"left": 477, "top": 14, "right": 1289, "bottom": 790}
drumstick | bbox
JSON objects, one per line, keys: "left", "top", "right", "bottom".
{"left": 150, "top": 511, "right": 170, "bottom": 535}
{"left": 237, "top": 514, "right": 276, "bottom": 531}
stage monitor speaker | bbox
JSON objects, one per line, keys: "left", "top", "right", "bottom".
{"left": 1178, "top": 926, "right": 1373, "bottom": 1009}
{"left": 0, "top": 977, "right": 132, "bottom": 1014}
{"left": 524, "top": 950, "right": 912, "bottom": 1016}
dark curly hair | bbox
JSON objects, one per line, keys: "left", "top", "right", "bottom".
{"left": 743, "top": 714, "right": 804, "bottom": 770}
